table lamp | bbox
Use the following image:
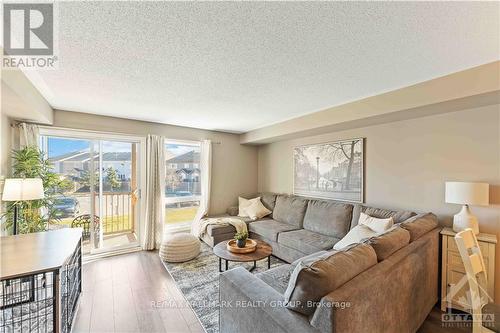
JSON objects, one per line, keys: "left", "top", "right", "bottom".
{"left": 445, "top": 181, "right": 489, "bottom": 235}
{"left": 2, "top": 178, "right": 45, "bottom": 235}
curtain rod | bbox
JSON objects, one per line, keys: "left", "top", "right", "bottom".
{"left": 19, "top": 124, "right": 223, "bottom": 145}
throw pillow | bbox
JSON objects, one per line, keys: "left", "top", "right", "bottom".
{"left": 284, "top": 243, "right": 377, "bottom": 315}
{"left": 358, "top": 212, "right": 394, "bottom": 233}
{"left": 238, "top": 196, "right": 260, "bottom": 217}
{"left": 333, "top": 213, "right": 394, "bottom": 250}
{"left": 226, "top": 206, "right": 239, "bottom": 216}
{"left": 244, "top": 199, "right": 272, "bottom": 220}
{"left": 333, "top": 224, "right": 377, "bottom": 250}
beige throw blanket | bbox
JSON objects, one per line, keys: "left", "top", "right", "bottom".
{"left": 191, "top": 216, "right": 247, "bottom": 239}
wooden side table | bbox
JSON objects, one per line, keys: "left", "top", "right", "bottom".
{"left": 440, "top": 227, "right": 497, "bottom": 312}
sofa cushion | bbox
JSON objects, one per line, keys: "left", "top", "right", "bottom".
{"left": 284, "top": 243, "right": 377, "bottom": 315}
{"left": 302, "top": 199, "right": 353, "bottom": 239}
{"left": 273, "top": 195, "right": 308, "bottom": 228}
{"left": 364, "top": 226, "right": 410, "bottom": 261}
{"left": 249, "top": 219, "right": 299, "bottom": 241}
{"left": 399, "top": 213, "right": 438, "bottom": 242}
{"left": 251, "top": 232, "right": 307, "bottom": 263}
{"left": 256, "top": 251, "right": 332, "bottom": 294}
{"left": 278, "top": 229, "right": 338, "bottom": 255}
{"left": 256, "top": 264, "right": 293, "bottom": 295}
{"left": 259, "top": 192, "right": 277, "bottom": 216}
{"left": 351, "top": 205, "right": 416, "bottom": 229}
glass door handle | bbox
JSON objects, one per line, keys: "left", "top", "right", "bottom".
{"left": 131, "top": 189, "right": 140, "bottom": 202}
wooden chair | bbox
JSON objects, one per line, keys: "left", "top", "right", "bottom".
{"left": 455, "top": 228, "right": 499, "bottom": 332}
{"left": 71, "top": 214, "right": 100, "bottom": 241}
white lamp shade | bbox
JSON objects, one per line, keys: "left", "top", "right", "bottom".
{"left": 445, "top": 181, "right": 489, "bottom": 206}
{"left": 2, "top": 178, "right": 45, "bottom": 201}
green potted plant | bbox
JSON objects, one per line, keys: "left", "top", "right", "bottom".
{"left": 3, "top": 146, "right": 71, "bottom": 234}
{"left": 234, "top": 231, "right": 248, "bottom": 248}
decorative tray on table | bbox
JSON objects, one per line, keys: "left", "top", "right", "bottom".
{"left": 226, "top": 239, "right": 257, "bottom": 254}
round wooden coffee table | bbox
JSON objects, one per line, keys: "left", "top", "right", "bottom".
{"left": 213, "top": 239, "right": 272, "bottom": 272}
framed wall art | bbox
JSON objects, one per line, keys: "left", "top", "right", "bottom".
{"left": 293, "top": 138, "right": 364, "bottom": 202}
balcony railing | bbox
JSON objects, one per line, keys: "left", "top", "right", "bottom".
{"left": 55, "top": 191, "right": 135, "bottom": 235}
{"left": 99, "top": 191, "right": 134, "bottom": 234}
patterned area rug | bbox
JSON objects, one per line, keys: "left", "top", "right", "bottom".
{"left": 162, "top": 242, "right": 285, "bottom": 333}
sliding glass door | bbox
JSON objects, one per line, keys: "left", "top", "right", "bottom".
{"left": 40, "top": 130, "right": 143, "bottom": 255}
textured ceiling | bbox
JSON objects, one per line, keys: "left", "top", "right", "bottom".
{"left": 22, "top": 1, "right": 500, "bottom": 133}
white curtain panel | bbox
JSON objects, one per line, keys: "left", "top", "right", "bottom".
{"left": 19, "top": 123, "right": 40, "bottom": 148}
{"left": 191, "top": 140, "right": 212, "bottom": 234}
{"left": 143, "top": 135, "right": 165, "bottom": 250}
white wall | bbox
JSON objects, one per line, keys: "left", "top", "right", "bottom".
{"left": 258, "top": 105, "right": 500, "bottom": 301}
{"left": 1, "top": 69, "right": 53, "bottom": 124}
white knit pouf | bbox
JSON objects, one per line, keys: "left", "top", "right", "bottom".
{"left": 159, "top": 233, "right": 201, "bottom": 263}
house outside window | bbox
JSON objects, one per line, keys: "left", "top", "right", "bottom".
{"left": 164, "top": 141, "right": 201, "bottom": 229}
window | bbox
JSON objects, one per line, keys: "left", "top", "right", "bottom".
{"left": 164, "top": 140, "right": 201, "bottom": 229}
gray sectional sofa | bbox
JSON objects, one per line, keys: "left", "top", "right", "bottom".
{"left": 202, "top": 192, "right": 415, "bottom": 262}
{"left": 249, "top": 193, "right": 415, "bottom": 262}
{"left": 214, "top": 193, "right": 440, "bottom": 333}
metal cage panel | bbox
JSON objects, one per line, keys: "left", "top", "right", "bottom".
{"left": 0, "top": 241, "right": 81, "bottom": 333}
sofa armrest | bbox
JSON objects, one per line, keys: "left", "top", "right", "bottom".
{"left": 220, "top": 267, "right": 318, "bottom": 333}
{"left": 310, "top": 228, "right": 440, "bottom": 333}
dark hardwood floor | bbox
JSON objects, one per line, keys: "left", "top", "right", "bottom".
{"left": 418, "top": 307, "right": 471, "bottom": 333}
{"left": 74, "top": 250, "right": 471, "bottom": 333}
